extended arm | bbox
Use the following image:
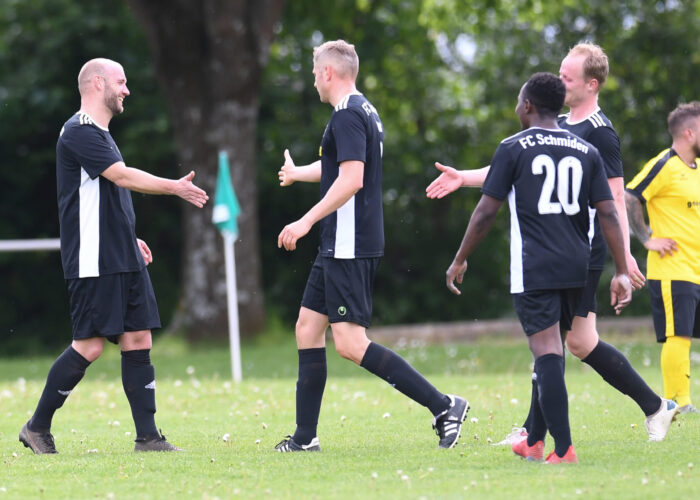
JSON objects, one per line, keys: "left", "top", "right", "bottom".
{"left": 101, "top": 162, "right": 208, "bottom": 207}
{"left": 595, "top": 199, "right": 632, "bottom": 314}
{"left": 278, "top": 160, "right": 363, "bottom": 251}
{"left": 446, "top": 194, "right": 502, "bottom": 295}
{"left": 278, "top": 149, "right": 322, "bottom": 185}
{"left": 426, "top": 163, "right": 490, "bottom": 199}
{"left": 625, "top": 191, "right": 678, "bottom": 258}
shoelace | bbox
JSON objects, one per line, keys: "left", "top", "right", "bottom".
{"left": 275, "top": 435, "right": 294, "bottom": 450}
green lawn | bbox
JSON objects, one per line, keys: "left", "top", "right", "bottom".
{"left": 1, "top": 332, "right": 698, "bottom": 499}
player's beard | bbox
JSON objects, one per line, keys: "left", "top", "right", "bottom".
{"left": 104, "top": 86, "right": 123, "bottom": 115}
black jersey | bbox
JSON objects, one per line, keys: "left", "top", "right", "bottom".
{"left": 558, "top": 109, "right": 622, "bottom": 270}
{"left": 56, "top": 112, "right": 143, "bottom": 279}
{"left": 318, "top": 93, "right": 384, "bottom": 258}
{"left": 482, "top": 127, "right": 613, "bottom": 293}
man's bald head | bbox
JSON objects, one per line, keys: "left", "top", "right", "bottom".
{"left": 78, "top": 58, "right": 123, "bottom": 95}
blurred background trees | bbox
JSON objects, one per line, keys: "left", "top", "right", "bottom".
{"left": 2, "top": 0, "right": 699, "bottom": 353}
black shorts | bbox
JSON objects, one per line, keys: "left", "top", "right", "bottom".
{"left": 301, "top": 254, "right": 380, "bottom": 328}
{"left": 648, "top": 279, "right": 700, "bottom": 343}
{"left": 512, "top": 288, "right": 584, "bottom": 336}
{"left": 66, "top": 268, "right": 161, "bottom": 344}
{"left": 575, "top": 269, "right": 602, "bottom": 317}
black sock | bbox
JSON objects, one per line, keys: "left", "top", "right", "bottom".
{"left": 29, "top": 346, "right": 91, "bottom": 431}
{"left": 534, "top": 353, "right": 571, "bottom": 456}
{"left": 522, "top": 373, "right": 537, "bottom": 432}
{"left": 292, "top": 348, "right": 327, "bottom": 445}
{"left": 582, "top": 340, "right": 662, "bottom": 416}
{"left": 526, "top": 377, "right": 548, "bottom": 446}
{"left": 121, "top": 349, "right": 158, "bottom": 439}
{"left": 360, "top": 342, "right": 451, "bottom": 416}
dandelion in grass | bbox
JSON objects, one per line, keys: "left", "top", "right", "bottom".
{"left": 382, "top": 412, "right": 391, "bottom": 419}
{"left": 470, "top": 417, "right": 478, "bottom": 423}
{"left": 186, "top": 366, "right": 195, "bottom": 375}
{"left": 222, "top": 433, "right": 230, "bottom": 442}
{"left": 510, "top": 398, "right": 518, "bottom": 405}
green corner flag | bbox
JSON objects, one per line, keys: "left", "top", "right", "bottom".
{"left": 212, "top": 151, "right": 241, "bottom": 237}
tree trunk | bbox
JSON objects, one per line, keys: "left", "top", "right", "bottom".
{"left": 125, "top": 0, "right": 286, "bottom": 339}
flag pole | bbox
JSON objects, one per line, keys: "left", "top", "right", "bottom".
{"left": 224, "top": 232, "right": 242, "bottom": 383}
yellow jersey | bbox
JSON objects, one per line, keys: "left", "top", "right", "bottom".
{"left": 626, "top": 148, "right": 700, "bottom": 284}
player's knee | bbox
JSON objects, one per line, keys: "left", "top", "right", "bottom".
{"left": 73, "top": 340, "right": 104, "bottom": 362}
{"left": 120, "top": 330, "right": 152, "bottom": 350}
{"left": 565, "top": 333, "right": 597, "bottom": 359}
{"left": 332, "top": 338, "right": 361, "bottom": 364}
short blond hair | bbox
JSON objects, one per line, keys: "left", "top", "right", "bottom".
{"left": 313, "top": 40, "right": 359, "bottom": 80}
{"left": 567, "top": 42, "right": 608, "bottom": 89}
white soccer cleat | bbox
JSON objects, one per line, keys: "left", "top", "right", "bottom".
{"left": 492, "top": 427, "right": 528, "bottom": 446}
{"left": 645, "top": 399, "right": 679, "bottom": 441}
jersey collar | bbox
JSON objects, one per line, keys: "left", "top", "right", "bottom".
{"left": 76, "top": 111, "right": 109, "bottom": 131}
{"left": 564, "top": 106, "right": 601, "bottom": 126}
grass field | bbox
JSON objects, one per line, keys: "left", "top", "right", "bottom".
{"left": 1, "top": 331, "right": 698, "bottom": 499}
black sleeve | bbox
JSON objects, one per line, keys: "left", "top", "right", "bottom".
{"left": 331, "top": 109, "right": 367, "bottom": 164}
{"left": 481, "top": 144, "right": 515, "bottom": 201}
{"left": 588, "top": 126, "right": 623, "bottom": 178}
{"left": 61, "top": 125, "right": 122, "bottom": 179}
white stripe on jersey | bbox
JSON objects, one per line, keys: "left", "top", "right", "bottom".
{"left": 334, "top": 95, "right": 350, "bottom": 111}
{"left": 334, "top": 190, "right": 356, "bottom": 258}
{"left": 587, "top": 206, "right": 596, "bottom": 247}
{"left": 78, "top": 167, "right": 100, "bottom": 277}
{"left": 587, "top": 112, "right": 605, "bottom": 128}
{"left": 508, "top": 188, "right": 524, "bottom": 293}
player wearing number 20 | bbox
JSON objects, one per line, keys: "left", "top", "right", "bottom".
{"left": 445, "top": 72, "right": 632, "bottom": 463}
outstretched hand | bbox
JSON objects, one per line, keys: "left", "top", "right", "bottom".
{"left": 610, "top": 274, "right": 632, "bottom": 315}
{"left": 446, "top": 259, "right": 468, "bottom": 295}
{"left": 175, "top": 171, "right": 209, "bottom": 208}
{"left": 426, "top": 162, "right": 462, "bottom": 199}
{"left": 278, "top": 149, "right": 296, "bottom": 187}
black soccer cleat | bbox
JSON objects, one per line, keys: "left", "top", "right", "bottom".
{"left": 433, "top": 395, "right": 469, "bottom": 449}
{"left": 19, "top": 422, "right": 58, "bottom": 454}
{"left": 274, "top": 435, "right": 321, "bottom": 452}
{"left": 134, "top": 431, "right": 183, "bottom": 452}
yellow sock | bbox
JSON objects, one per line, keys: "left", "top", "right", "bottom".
{"left": 661, "top": 335, "right": 692, "bottom": 406}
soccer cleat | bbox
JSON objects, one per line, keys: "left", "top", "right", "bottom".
{"left": 134, "top": 431, "right": 183, "bottom": 452}
{"left": 512, "top": 438, "right": 544, "bottom": 461}
{"left": 493, "top": 427, "right": 528, "bottom": 446}
{"left": 645, "top": 399, "right": 679, "bottom": 441}
{"left": 19, "top": 422, "right": 58, "bottom": 454}
{"left": 544, "top": 445, "right": 578, "bottom": 464}
{"left": 678, "top": 404, "right": 700, "bottom": 414}
{"left": 433, "top": 394, "right": 469, "bottom": 449}
{"left": 274, "top": 435, "right": 321, "bottom": 452}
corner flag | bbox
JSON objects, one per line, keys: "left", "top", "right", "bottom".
{"left": 212, "top": 151, "right": 241, "bottom": 237}
{"left": 212, "top": 150, "right": 243, "bottom": 382}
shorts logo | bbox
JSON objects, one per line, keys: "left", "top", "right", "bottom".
{"left": 338, "top": 306, "right": 347, "bottom": 316}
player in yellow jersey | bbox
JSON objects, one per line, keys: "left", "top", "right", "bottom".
{"left": 626, "top": 101, "right": 700, "bottom": 414}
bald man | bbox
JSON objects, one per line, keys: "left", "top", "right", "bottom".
{"left": 19, "top": 58, "right": 208, "bottom": 454}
